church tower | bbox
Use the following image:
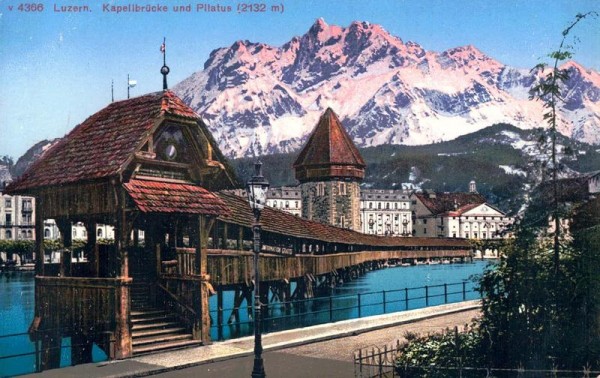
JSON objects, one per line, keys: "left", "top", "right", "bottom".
{"left": 293, "top": 108, "right": 365, "bottom": 231}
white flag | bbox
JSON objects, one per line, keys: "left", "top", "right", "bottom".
{"left": 128, "top": 80, "right": 137, "bottom": 88}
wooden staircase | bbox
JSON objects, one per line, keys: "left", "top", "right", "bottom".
{"left": 130, "top": 281, "right": 200, "bottom": 355}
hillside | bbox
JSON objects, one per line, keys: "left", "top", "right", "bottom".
{"left": 231, "top": 124, "right": 600, "bottom": 214}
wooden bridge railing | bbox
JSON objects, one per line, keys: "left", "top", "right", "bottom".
{"left": 31, "top": 276, "right": 132, "bottom": 358}
{"left": 204, "top": 248, "right": 471, "bottom": 287}
{"left": 159, "top": 248, "right": 206, "bottom": 339}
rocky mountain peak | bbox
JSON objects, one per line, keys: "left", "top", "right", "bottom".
{"left": 173, "top": 20, "right": 600, "bottom": 158}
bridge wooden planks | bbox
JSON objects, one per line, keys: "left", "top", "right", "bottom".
{"left": 205, "top": 249, "right": 470, "bottom": 287}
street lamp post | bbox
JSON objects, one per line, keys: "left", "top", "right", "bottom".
{"left": 246, "top": 161, "right": 269, "bottom": 378}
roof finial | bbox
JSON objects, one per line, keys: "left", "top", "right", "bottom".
{"left": 160, "top": 37, "right": 170, "bottom": 90}
{"left": 127, "top": 74, "right": 137, "bottom": 99}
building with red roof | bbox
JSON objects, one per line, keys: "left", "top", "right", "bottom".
{"left": 411, "top": 183, "right": 514, "bottom": 239}
{"left": 293, "top": 108, "right": 365, "bottom": 231}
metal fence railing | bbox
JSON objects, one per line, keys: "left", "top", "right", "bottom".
{"left": 353, "top": 340, "right": 600, "bottom": 378}
{"left": 210, "top": 280, "right": 479, "bottom": 340}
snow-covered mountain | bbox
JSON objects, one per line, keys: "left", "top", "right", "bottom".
{"left": 174, "top": 18, "right": 600, "bottom": 158}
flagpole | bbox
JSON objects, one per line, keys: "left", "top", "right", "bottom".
{"left": 127, "top": 74, "right": 130, "bottom": 99}
{"left": 111, "top": 80, "right": 114, "bottom": 103}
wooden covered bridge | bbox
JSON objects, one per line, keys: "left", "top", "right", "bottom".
{"left": 6, "top": 90, "right": 472, "bottom": 371}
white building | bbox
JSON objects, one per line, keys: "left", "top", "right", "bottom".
{"left": 0, "top": 190, "right": 35, "bottom": 241}
{"left": 360, "top": 189, "right": 413, "bottom": 236}
{"left": 266, "top": 186, "right": 301, "bottom": 216}
{"left": 226, "top": 187, "right": 302, "bottom": 217}
{"left": 411, "top": 189, "right": 514, "bottom": 239}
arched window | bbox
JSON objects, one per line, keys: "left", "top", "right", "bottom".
{"left": 97, "top": 229, "right": 103, "bottom": 238}
{"left": 44, "top": 229, "right": 51, "bottom": 238}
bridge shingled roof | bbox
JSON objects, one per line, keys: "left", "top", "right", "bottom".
{"left": 218, "top": 192, "right": 470, "bottom": 248}
{"left": 124, "top": 179, "right": 230, "bottom": 216}
{"left": 6, "top": 91, "right": 203, "bottom": 194}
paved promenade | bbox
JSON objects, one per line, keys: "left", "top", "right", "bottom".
{"left": 22, "top": 300, "right": 480, "bottom": 378}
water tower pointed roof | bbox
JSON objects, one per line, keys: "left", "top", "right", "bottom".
{"left": 293, "top": 108, "right": 365, "bottom": 182}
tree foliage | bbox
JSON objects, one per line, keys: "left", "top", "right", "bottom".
{"left": 395, "top": 327, "right": 485, "bottom": 377}
{"left": 396, "top": 12, "right": 600, "bottom": 371}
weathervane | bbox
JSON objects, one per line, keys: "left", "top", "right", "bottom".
{"left": 160, "top": 37, "right": 170, "bottom": 90}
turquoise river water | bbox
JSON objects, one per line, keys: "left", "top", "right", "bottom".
{"left": 0, "top": 260, "right": 492, "bottom": 377}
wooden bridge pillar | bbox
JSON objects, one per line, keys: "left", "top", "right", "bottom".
{"left": 40, "top": 330, "right": 61, "bottom": 371}
{"left": 192, "top": 215, "right": 213, "bottom": 344}
{"left": 112, "top": 186, "right": 132, "bottom": 359}
{"left": 71, "top": 331, "right": 93, "bottom": 365}
{"left": 85, "top": 221, "right": 98, "bottom": 277}
{"left": 228, "top": 285, "right": 252, "bottom": 324}
{"left": 221, "top": 222, "right": 228, "bottom": 249}
{"left": 237, "top": 225, "right": 244, "bottom": 251}
{"left": 56, "top": 219, "right": 72, "bottom": 277}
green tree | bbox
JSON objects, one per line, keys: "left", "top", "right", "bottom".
{"left": 475, "top": 12, "right": 600, "bottom": 370}
{"left": 395, "top": 12, "right": 600, "bottom": 372}
{"left": 529, "top": 11, "right": 597, "bottom": 279}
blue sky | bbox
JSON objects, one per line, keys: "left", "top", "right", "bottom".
{"left": 1, "top": 0, "right": 599, "bottom": 159}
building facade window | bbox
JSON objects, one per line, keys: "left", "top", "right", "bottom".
{"left": 4, "top": 198, "right": 11, "bottom": 208}
{"left": 22, "top": 199, "right": 32, "bottom": 210}
{"left": 317, "top": 183, "right": 325, "bottom": 196}
{"left": 97, "top": 229, "right": 103, "bottom": 238}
